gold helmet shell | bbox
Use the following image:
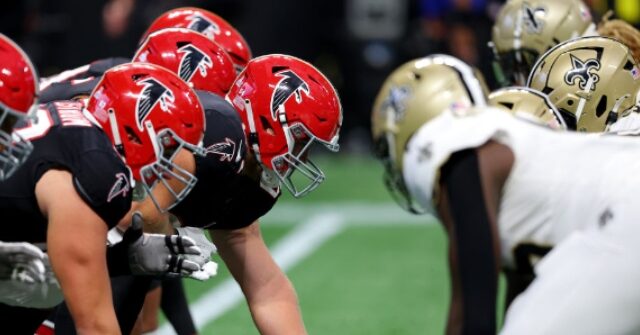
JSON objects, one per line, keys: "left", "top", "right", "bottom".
{"left": 527, "top": 36, "right": 640, "bottom": 132}
{"left": 491, "top": 0, "right": 594, "bottom": 86}
{"left": 371, "top": 54, "right": 488, "bottom": 213}
{"left": 488, "top": 87, "right": 567, "bottom": 130}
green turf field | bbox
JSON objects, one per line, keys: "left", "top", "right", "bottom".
{"left": 155, "top": 155, "right": 464, "bottom": 334}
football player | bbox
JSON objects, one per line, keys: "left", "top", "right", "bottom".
{"left": 127, "top": 54, "right": 341, "bottom": 335}
{"left": 372, "top": 52, "right": 640, "bottom": 333}
{"left": 36, "top": 28, "right": 238, "bottom": 335}
{"left": 0, "top": 62, "right": 206, "bottom": 333}
{"left": 491, "top": 0, "right": 596, "bottom": 86}
{"left": 527, "top": 36, "right": 640, "bottom": 132}
{"left": 488, "top": 87, "right": 567, "bottom": 130}
{"left": 141, "top": 7, "right": 252, "bottom": 73}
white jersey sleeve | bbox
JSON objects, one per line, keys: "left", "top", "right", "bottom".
{"left": 404, "top": 106, "right": 640, "bottom": 268}
{"left": 402, "top": 106, "right": 518, "bottom": 216}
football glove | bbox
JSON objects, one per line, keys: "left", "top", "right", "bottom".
{"left": 0, "top": 247, "right": 63, "bottom": 308}
{"left": 126, "top": 212, "right": 203, "bottom": 277}
{"left": 175, "top": 226, "right": 218, "bottom": 281}
{"left": 0, "top": 241, "right": 47, "bottom": 283}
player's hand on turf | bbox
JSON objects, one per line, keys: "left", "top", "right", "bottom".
{"left": 0, "top": 241, "right": 47, "bottom": 283}
{"left": 126, "top": 212, "right": 203, "bottom": 276}
{"left": 175, "top": 226, "right": 218, "bottom": 281}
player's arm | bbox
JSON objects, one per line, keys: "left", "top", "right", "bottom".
{"left": 210, "top": 221, "right": 307, "bottom": 335}
{"left": 118, "top": 148, "right": 196, "bottom": 235}
{"left": 436, "top": 141, "right": 513, "bottom": 335}
{"left": 36, "top": 169, "right": 120, "bottom": 334}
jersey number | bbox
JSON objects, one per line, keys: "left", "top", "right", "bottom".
{"left": 14, "top": 101, "right": 92, "bottom": 141}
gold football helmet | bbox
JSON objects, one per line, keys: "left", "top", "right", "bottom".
{"left": 527, "top": 36, "right": 640, "bottom": 132}
{"left": 491, "top": 0, "right": 595, "bottom": 86}
{"left": 488, "top": 87, "right": 567, "bottom": 130}
{"left": 371, "top": 54, "right": 488, "bottom": 213}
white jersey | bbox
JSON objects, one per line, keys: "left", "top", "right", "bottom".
{"left": 403, "top": 106, "right": 640, "bottom": 269}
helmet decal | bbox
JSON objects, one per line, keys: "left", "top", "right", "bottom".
{"left": 177, "top": 44, "right": 214, "bottom": 83}
{"left": 522, "top": 3, "right": 546, "bottom": 34}
{"left": 187, "top": 13, "right": 221, "bottom": 39}
{"left": 381, "top": 86, "right": 411, "bottom": 122}
{"left": 135, "top": 77, "right": 176, "bottom": 130}
{"left": 204, "top": 137, "right": 238, "bottom": 162}
{"left": 107, "top": 172, "right": 131, "bottom": 203}
{"left": 564, "top": 54, "right": 600, "bottom": 91}
{"left": 270, "top": 70, "right": 310, "bottom": 120}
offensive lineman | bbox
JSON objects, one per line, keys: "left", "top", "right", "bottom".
{"left": 0, "top": 62, "right": 207, "bottom": 333}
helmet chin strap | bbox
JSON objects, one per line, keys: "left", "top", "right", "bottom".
{"left": 243, "top": 99, "right": 263, "bottom": 166}
{"left": 575, "top": 75, "right": 596, "bottom": 122}
{"left": 107, "top": 108, "right": 126, "bottom": 161}
{"left": 243, "top": 98, "right": 280, "bottom": 188}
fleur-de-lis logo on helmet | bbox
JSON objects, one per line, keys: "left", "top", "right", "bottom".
{"left": 564, "top": 54, "right": 601, "bottom": 91}
{"left": 522, "top": 3, "right": 546, "bottom": 34}
{"left": 382, "top": 86, "right": 411, "bottom": 122}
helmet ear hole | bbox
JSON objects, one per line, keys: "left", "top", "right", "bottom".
{"left": 125, "top": 126, "right": 142, "bottom": 144}
{"left": 596, "top": 95, "right": 608, "bottom": 117}
{"left": 259, "top": 115, "right": 275, "bottom": 136}
{"left": 499, "top": 102, "right": 514, "bottom": 110}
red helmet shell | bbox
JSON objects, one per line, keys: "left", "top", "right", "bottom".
{"left": 134, "top": 28, "right": 236, "bottom": 96}
{"left": 226, "top": 54, "right": 342, "bottom": 171}
{"left": 143, "top": 7, "right": 251, "bottom": 72}
{"left": 0, "top": 34, "right": 38, "bottom": 115}
{"left": 86, "top": 62, "right": 205, "bottom": 180}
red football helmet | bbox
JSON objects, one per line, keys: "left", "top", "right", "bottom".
{"left": 142, "top": 7, "right": 251, "bottom": 73}
{"left": 133, "top": 28, "right": 236, "bottom": 96}
{"left": 0, "top": 33, "right": 38, "bottom": 181}
{"left": 226, "top": 54, "right": 342, "bottom": 197}
{"left": 86, "top": 62, "right": 205, "bottom": 211}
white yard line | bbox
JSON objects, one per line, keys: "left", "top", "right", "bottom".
{"left": 154, "top": 212, "right": 347, "bottom": 335}
{"left": 154, "top": 202, "right": 434, "bottom": 334}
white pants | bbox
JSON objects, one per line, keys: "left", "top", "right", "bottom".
{"left": 501, "top": 213, "right": 640, "bottom": 335}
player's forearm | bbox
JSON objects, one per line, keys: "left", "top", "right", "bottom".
{"left": 248, "top": 275, "right": 307, "bottom": 335}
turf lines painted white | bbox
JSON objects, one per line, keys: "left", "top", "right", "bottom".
{"left": 153, "top": 202, "right": 432, "bottom": 335}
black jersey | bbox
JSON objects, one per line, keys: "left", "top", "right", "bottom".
{"left": 40, "top": 57, "right": 129, "bottom": 104}
{"left": 38, "top": 61, "right": 279, "bottom": 230}
{"left": 170, "top": 91, "right": 280, "bottom": 230}
{"left": 0, "top": 101, "right": 132, "bottom": 243}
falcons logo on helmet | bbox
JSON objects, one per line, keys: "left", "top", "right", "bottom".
{"left": 564, "top": 54, "right": 600, "bottom": 91}
{"left": 204, "top": 137, "right": 237, "bottom": 162}
{"left": 135, "top": 78, "right": 176, "bottom": 130}
{"left": 187, "top": 13, "right": 221, "bottom": 39}
{"left": 178, "top": 44, "right": 214, "bottom": 83}
{"left": 270, "top": 70, "right": 310, "bottom": 121}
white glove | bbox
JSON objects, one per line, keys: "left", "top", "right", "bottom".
{"left": 125, "top": 213, "right": 203, "bottom": 276}
{"left": 0, "top": 252, "right": 64, "bottom": 308}
{"left": 0, "top": 241, "right": 47, "bottom": 283}
{"left": 175, "top": 227, "right": 218, "bottom": 281}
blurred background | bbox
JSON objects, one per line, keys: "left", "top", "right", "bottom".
{"left": 2, "top": 1, "right": 639, "bottom": 333}
{"left": 2, "top": 0, "right": 635, "bottom": 154}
